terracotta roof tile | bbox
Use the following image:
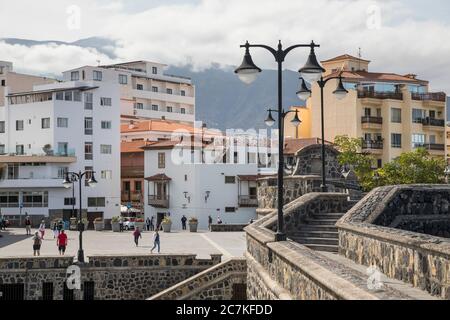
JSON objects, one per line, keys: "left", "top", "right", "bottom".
{"left": 121, "top": 140, "right": 156, "bottom": 153}
{"left": 326, "top": 70, "right": 428, "bottom": 84}
{"left": 283, "top": 138, "right": 332, "bottom": 155}
{"left": 321, "top": 54, "right": 371, "bottom": 63}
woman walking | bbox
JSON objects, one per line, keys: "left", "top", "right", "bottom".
{"left": 38, "top": 220, "right": 46, "bottom": 240}
{"left": 32, "top": 232, "right": 42, "bottom": 256}
{"left": 133, "top": 227, "right": 142, "bottom": 247}
{"left": 52, "top": 221, "right": 59, "bottom": 239}
{"left": 150, "top": 230, "right": 160, "bottom": 253}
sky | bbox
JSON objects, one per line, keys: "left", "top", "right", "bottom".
{"left": 0, "top": 0, "right": 450, "bottom": 92}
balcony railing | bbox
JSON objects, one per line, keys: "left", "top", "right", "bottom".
{"left": 148, "top": 195, "right": 169, "bottom": 208}
{"left": 362, "top": 140, "right": 384, "bottom": 150}
{"left": 361, "top": 116, "right": 383, "bottom": 125}
{"left": 411, "top": 92, "right": 446, "bottom": 102}
{"left": 358, "top": 91, "right": 403, "bottom": 100}
{"left": 421, "top": 117, "right": 445, "bottom": 127}
{"left": 238, "top": 195, "right": 258, "bottom": 207}
{"left": 121, "top": 191, "right": 143, "bottom": 203}
{"left": 413, "top": 143, "right": 445, "bottom": 151}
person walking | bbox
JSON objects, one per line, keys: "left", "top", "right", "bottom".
{"left": 25, "top": 216, "right": 32, "bottom": 235}
{"left": 133, "top": 227, "right": 142, "bottom": 247}
{"left": 52, "top": 221, "right": 59, "bottom": 239}
{"left": 32, "top": 232, "right": 42, "bottom": 256}
{"left": 217, "top": 216, "right": 223, "bottom": 225}
{"left": 149, "top": 216, "right": 154, "bottom": 231}
{"left": 150, "top": 230, "right": 160, "bottom": 253}
{"left": 39, "top": 220, "right": 46, "bottom": 240}
{"left": 145, "top": 217, "right": 151, "bottom": 231}
{"left": 56, "top": 229, "right": 68, "bottom": 256}
{"left": 119, "top": 216, "right": 124, "bottom": 232}
{"left": 208, "top": 215, "right": 213, "bottom": 231}
{"left": 181, "top": 215, "right": 187, "bottom": 230}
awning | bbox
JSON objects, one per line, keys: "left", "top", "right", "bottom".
{"left": 145, "top": 173, "right": 172, "bottom": 182}
{"left": 237, "top": 175, "right": 261, "bottom": 181}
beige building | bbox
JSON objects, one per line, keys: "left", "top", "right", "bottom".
{"left": 306, "top": 54, "right": 447, "bottom": 168}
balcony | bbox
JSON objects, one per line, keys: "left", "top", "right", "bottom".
{"left": 238, "top": 195, "right": 258, "bottom": 207}
{"left": 0, "top": 178, "right": 66, "bottom": 189}
{"left": 413, "top": 143, "right": 445, "bottom": 151}
{"left": 421, "top": 117, "right": 445, "bottom": 131}
{"left": 121, "top": 191, "right": 143, "bottom": 203}
{"left": 0, "top": 154, "right": 77, "bottom": 164}
{"left": 358, "top": 91, "right": 403, "bottom": 101}
{"left": 132, "top": 89, "right": 195, "bottom": 105}
{"left": 148, "top": 195, "right": 169, "bottom": 208}
{"left": 361, "top": 140, "right": 384, "bottom": 154}
{"left": 411, "top": 92, "right": 446, "bottom": 102}
{"left": 361, "top": 116, "right": 383, "bottom": 129}
{"left": 133, "top": 108, "right": 195, "bottom": 123}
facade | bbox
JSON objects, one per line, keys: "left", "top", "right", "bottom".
{"left": 307, "top": 54, "right": 447, "bottom": 168}
{"left": 447, "top": 123, "right": 450, "bottom": 165}
{"left": 284, "top": 106, "right": 312, "bottom": 140}
{"left": 0, "top": 65, "right": 121, "bottom": 226}
{"left": 101, "top": 61, "right": 195, "bottom": 125}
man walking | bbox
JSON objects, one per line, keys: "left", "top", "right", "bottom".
{"left": 181, "top": 215, "right": 187, "bottom": 230}
{"left": 150, "top": 230, "right": 160, "bottom": 253}
{"left": 119, "top": 216, "right": 124, "bottom": 232}
{"left": 25, "top": 216, "right": 32, "bottom": 235}
{"left": 208, "top": 215, "right": 213, "bottom": 231}
{"left": 145, "top": 217, "right": 151, "bottom": 231}
{"left": 150, "top": 216, "right": 154, "bottom": 231}
{"left": 56, "top": 229, "right": 68, "bottom": 256}
{"left": 32, "top": 232, "right": 42, "bottom": 256}
{"left": 133, "top": 227, "right": 142, "bottom": 247}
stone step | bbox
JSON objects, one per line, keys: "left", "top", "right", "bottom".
{"left": 313, "top": 213, "right": 345, "bottom": 220}
{"left": 302, "top": 243, "right": 339, "bottom": 253}
{"left": 289, "top": 231, "right": 339, "bottom": 239}
{"left": 305, "top": 219, "right": 338, "bottom": 226}
{"left": 298, "top": 225, "right": 338, "bottom": 232}
{"left": 293, "top": 237, "right": 339, "bottom": 246}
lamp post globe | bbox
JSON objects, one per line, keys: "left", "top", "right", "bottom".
{"left": 290, "top": 111, "right": 302, "bottom": 127}
{"left": 333, "top": 77, "right": 349, "bottom": 100}
{"left": 296, "top": 78, "right": 312, "bottom": 100}
{"left": 235, "top": 42, "right": 262, "bottom": 85}
{"left": 298, "top": 43, "right": 325, "bottom": 83}
{"left": 264, "top": 110, "right": 276, "bottom": 127}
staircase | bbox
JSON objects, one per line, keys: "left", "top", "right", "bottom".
{"left": 289, "top": 212, "right": 345, "bottom": 253}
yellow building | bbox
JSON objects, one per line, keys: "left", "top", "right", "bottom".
{"left": 284, "top": 106, "right": 311, "bottom": 139}
{"left": 305, "top": 54, "right": 447, "bottom": 168}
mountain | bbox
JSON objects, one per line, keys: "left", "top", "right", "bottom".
{"left": 0, "top": 37, "right": 304, "bottom": 130}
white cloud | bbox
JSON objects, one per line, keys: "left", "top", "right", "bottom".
{"left": 1, "top": 0, "right": 450, "bottom": 92}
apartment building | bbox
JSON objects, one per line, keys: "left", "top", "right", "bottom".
{"left": 0, "top": 65, "right": 121, "bottom": 226}
{"left": 101, "top": 61, "right": 195, "bottom": 124}
{"left": 306, "top": 54, "right": 447, "bottom": 167}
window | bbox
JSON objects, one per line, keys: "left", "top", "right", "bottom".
{"left": 225, "top": 207, "right": 236, "bottom": 213}
{"left": 152, "top": 67, "right": 158, "bottom": 74}
{"left": 377, "top": 159, "right": 382, "bottom": 168}
{"left": 56, "top": 92, "right": 64, "bottom": 100}
{"left": 181, "top": 108, "right": 186, "bottom": 114}
{"left": 85, "top": 142, "right": 93, "bottom": 160}
{"left": 412, "top": 108, "right": 424, "bottom": 123}
{"left": 158, "top": 153, "right": 165, "bottom": 168}
{"left": 429, "top": 110, "right": 436, "bottom": 119}
{"left": 134, "top": 102, "right": 143, "bottom": 110}
{"left": 0, "top": 145, "right": 5, "bottom": 154}
{"left": 412, "top": 134, "right": 425, "bottom": 148}
{"left": 22, "top": 191, "right": 48, "bottom": 208}
{"left": 84, "top": 92, "right": 93, "bottom": 110}
{"left": 101, "top": 170, "right": 112, "bottom": 180}
{"left": 57, "top": 142, "right": 68, "bottom": 155}
{"left": 100, "top": 144, "right": 112, "bottom": 154}
{"left": 57, "top": 118, "right": 68, "bottom": 128}
{"left": 225, "top": 176, "right": 236, "bottom": 184}
{"left": 64, "top": 91, "right": 73, "bottom": 101}
{"left": 100, "top": 97, "right": 112, "bottom": 106}
{"left": 391, "top": 133, "right": 402, "bottom": 148}
{"left": 152, "top": 104, "right": 158, "bottom": 111}
{"left": 16, "top": 145, "right": 24, "bottom": 155}
{"left": 71, "top": 71, "right": 79, "bottom": 81}
{"left": 73, "top": 91, "right": 82, "bottom": 102}
{"left": 57, "top": 167, "right": 68, "bottom": 179}
{"left": 429, "top": 135, "right": 436, "bottom": 144}
{"left": 64, "top": 198, "right": 76, "bottom": 206}
{"left": 181, "top": 90, "right": 186, "bottom": 96}
{"left": 119, "top": 74, "right": 128, "bottom": 85}
{"left": 84, "top": 117, "right": 93, "bottom": 135}
{"left": 41, "top": 118, "right": 50, "bottom": 129}
{"left": 166, "top": 88, "right": 173, "bottom": 94}
{"left": 93, "top": 70, "right": 102, "bottom": 81}
{"left": 0, "top": 121, "right": 5, "bottom": 133}
{"left": 123, "top": 181, "right": 130, "bottom": 192}
{"left": 87, "top": 198, "right": 105, "bottom": 207}
{"left": 16, "top": 120, "right": 24, "bottom": 131}
{"left": 391, "top": 108, "right": 402, "bottom": 123}
{"left": 137, "top": 84, "right": 144, "bottom": 90}
{"left": 1, "top": 80, "right": 5, "bottom": 86}
{"left": 135, "top": 181, "right": 142, "bottom": 192}
{"left": 152, "top": 86, "right": 158, "bottom": 92}
{"left": 167, "top": 106, "right": 173, "bottom": 113}
{"left": 101, "top": 121, "right": 111, "bottom": 129}
{"left": 364, "top": 108, "right": 371, "bottom": 116}
{"left": 0, "top": 192, "right": 19, "bottom": 207}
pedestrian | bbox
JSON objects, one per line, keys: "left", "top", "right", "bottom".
{"left": 150, "top": 216, "right": 154, "bottom": 231}
{"left": 119, "top": 216, "right": 124, "bottom": 232}
{"left": 133, "top": 227, "right": 142, "bottom": 247}
{"left": 25, "top": 216, "right": 32, "bottom": 235}
{"left": 217, "top": 216, "right": 223, "bottom": 225}
{"left": 181, "top": 215, "right": 187, "bottom": 230}
{"left": 52, "top": 221, "right": 59, "bottom": 239}
{"left": 32, "top": 232, "right": 42, "bottom": 256}
{"left": 56, "top": 229, "right": 68, "bottom": 256}
{"left": 145, "top": 217, "right": 151, "bottom": 231}
{"left": 150, "top": 230, "right": 160, "bottom": 253}
{"left": 208, "top": 215, "right": 213, "bottom": 230}
{"left": 39, "top": 220, "right": 46, "bottom": 239}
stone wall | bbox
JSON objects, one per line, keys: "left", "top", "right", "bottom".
{"left": 337, "top": 185, "right": 450, "bottom": 299}
{"left": 210, "top": 224, "right": 248, "bottom": 232}
{"left": 150, "top": 258, "right": 247, "bottom": 300}
{"left": 0, "top": 254, "right": 221, "bottom": 300}
{"left": 293, "top": 144, "right": 342, "bottom": 179}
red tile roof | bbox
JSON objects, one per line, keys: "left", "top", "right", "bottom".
{"left": 321, "top": 54, "right": 371, "bottom": 63}
{"left": 121, "top": 140, "right": 156, "bottom": 153}
{"left": 284, "top": 138, "right": 332, "bottom": 155}
{"left": 121, "top": 120, "right": 195, "bottom": 134}
{"left": 145, "top": 174, "right": 172, "bottom": 181}
{"left": 325, "top": 70, "right": 428, "bottom": 84}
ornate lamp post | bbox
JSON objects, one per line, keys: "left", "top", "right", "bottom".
{"left": 63, "top": 170, "right": 98, "bottom": 263}
{"left": 235, "top": 40, "right": 324, "bottom": 241}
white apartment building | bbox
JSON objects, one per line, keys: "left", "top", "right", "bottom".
{"left": 0, "top": 64, "right": 121, "bottom": 226}
{"left": 101, "top": 61, "right": 196, "bottom": 125}
{"left": 142, "top": 135, "right": 276, "bottom": 230}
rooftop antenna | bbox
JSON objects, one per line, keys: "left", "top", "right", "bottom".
{"left": 96, "top": 60, "right": 101, "bottom": 66}
{"left": 358, "top": 47, "right": 362, "bottom": 71}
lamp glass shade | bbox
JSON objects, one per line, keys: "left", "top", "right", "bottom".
{"left": 237, "top": 72, "right": 259, "bottom": 85}
{"left": 298, "top": 45, "right": 325, "bottom": 83}
{"left": 290, "top": 112, "right": 302, "bottom": 127}
{"left": 300, "top": 71, "right": 322, "bottom": 84}
{"left": 265, "top": 111, "right": 275, "bottom": 127}
{"left": 63, "top": 180, "right": 72, "bottom": 189}
{"left": 296, "top": 78, "right": 312, "bottom": 100}
{"left": 333, "top": 78, "right": 349, "bottom": 100}
{"left": 88, "top": 175, "right": 98, "bottom": 188}
{"left": 235, "top": 48, "right": 262, "bottom": 85}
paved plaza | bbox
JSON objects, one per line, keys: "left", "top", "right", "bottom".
{"left": 0, "top": 228, "right": 246, "bottom": 260}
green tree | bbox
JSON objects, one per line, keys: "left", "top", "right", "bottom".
{"left": 375, "top": 148, "right": 446, "bottom": 186}
{"left": 334, "top": 135, "right": 375, "bottom": 191}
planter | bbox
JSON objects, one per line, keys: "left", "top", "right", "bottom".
{"left": 189, "top": 222, "right": 198, "bottom": 232}
{"left": 161, "top": 222, "right": 172, "bottom": 233}
{"left": 94, "top": 222, "right": 104, "bottom": 231}
{"left": 69, "top": 218, "right": 78, "bottom": 231}
{"left": 111, "top": 222, "right": 120, "bottom": 232}
{"left": 135, "top": 222, "right": 145, "bottom": 230}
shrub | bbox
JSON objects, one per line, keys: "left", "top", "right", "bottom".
{"left": 111, "top": 216, "right": 120, "bottom": 223}
{"left": 135, "top": 218, "right": 144, "bottom": 222}
{"left": 189, "top": 217, "right": 198, "bottom": 223}
{"left": 162, "top": 217, "right": 172, "bottom": 224}
{"left": 94, "top": 217, "right": 103, "bottom": 223}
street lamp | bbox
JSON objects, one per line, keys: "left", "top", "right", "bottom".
{"left": 236, "top": 40, "right": 323, "bottom": 241}
{"left": 444, "top": 166, "right": 450, "bottom": 183}
{"left": 297, "top": 73, "right": 348, "bottom": 192}
{"left": 63, "top": 170, "right": 98, "bottom": 263}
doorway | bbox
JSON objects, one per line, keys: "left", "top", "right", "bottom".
{"left": 87, "top": 212, "right": 103, "bottom": 230}
{"left": 156, "top": 212, "right": 166, "bottom": 229}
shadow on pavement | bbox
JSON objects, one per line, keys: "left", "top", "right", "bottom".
{"left": 0, "top": 229, "right": 31, "bottom": 249}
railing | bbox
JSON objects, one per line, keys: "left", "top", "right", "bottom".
{"left": 421, "top": 117, "right": 445, "bottom": 127}
{"left": 361, "top": 116, "right": 383, "bottom": 124}
{"left": 238, "top": 195, "right": 258, "bottom": 207}
{"left": 121, "top": 191, "right": 143, "bottom": 202}
{"left": 413, "top": 143, "right": 445, "bottom": 151}
{"left": 357, "top": 91, "right": 403, "bottom": 100}
{"left": 411, "top": 92, "right": 446, "bottom": 102}
{"left": 148, "top": 195, "right": 170, "bottom": 208}
{"left": 361, "top": 140, "right": 384, "bottom": 150}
